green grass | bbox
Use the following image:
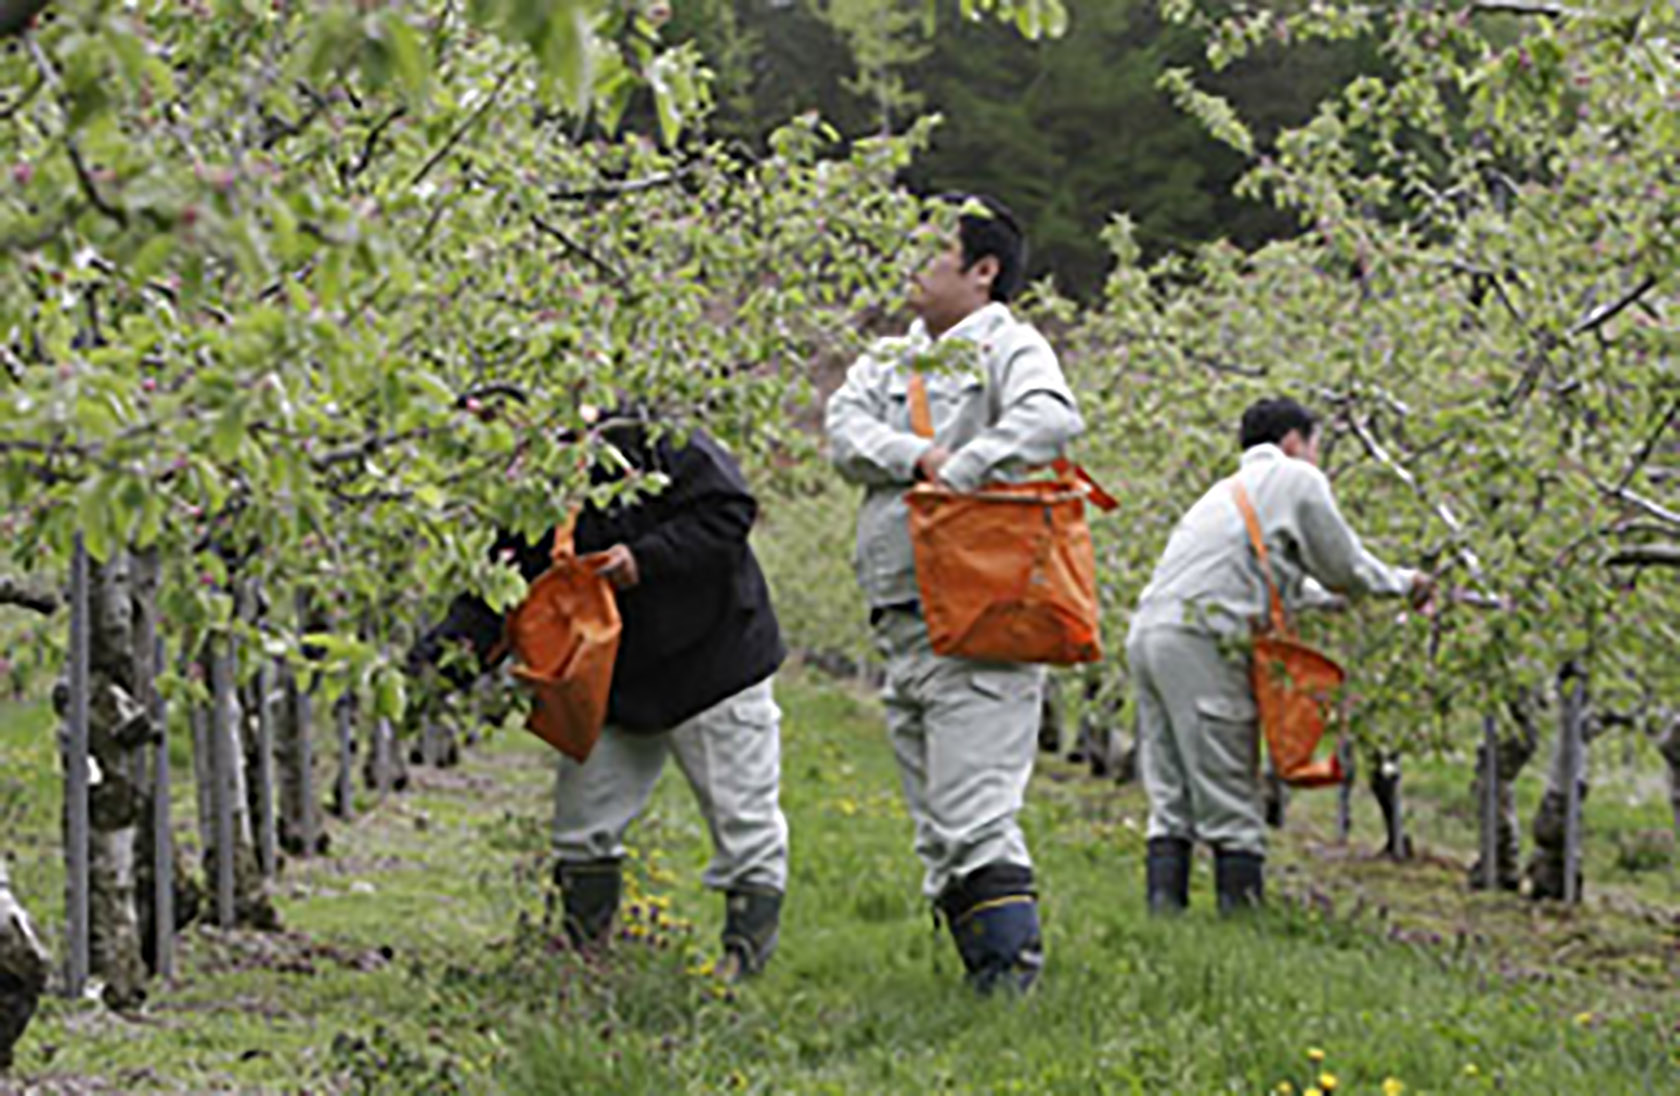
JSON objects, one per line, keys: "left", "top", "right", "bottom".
{"left": 3, "top": 672, "right": 1677, "bottom": 1094}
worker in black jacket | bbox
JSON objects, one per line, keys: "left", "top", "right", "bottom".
{"left": 413, "top": 419, "right": 789, "bottom": 979}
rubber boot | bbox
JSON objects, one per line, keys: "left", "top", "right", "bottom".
{"left": 1145, "top": 836, "right": 1192, "bottom": 915}
{"left": 1214, "top": 849, "right": 1264, "bottom": 914}
{"left": 936, "top": 863, "right": 1044, "bottom": 995}
{"left": 716, "top": 887, "right": 783, "bottom": 982}
{"left": 554, "top": 858, "right": 622, "bottom": 950}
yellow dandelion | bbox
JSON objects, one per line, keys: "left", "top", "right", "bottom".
{"left": 1275, "top": 1083, "right": 1294, "bottom": 1094}
{"left": 1382, "top": 1079, "right": 1405, "bottom": 1096}
{"left": 1463, "top": 1063, "right": 1480, "bottom": 1077}
{"left": 1318, "top": 1072, "right": 1338, "bottom": 1092}
{"left": 1304, "top": 1088, "right": 1323, "bottom": 1096}
{"left": 1574, "top": 1011, "right": 1595, "bottom": 1027}
{"left": 838, "top": 797, "right": 859, "bottom": 817}
{"left": 1306, "top": 1048, "right": 1327, "bottom": 1063}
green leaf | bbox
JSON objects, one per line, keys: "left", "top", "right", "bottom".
{"left": 211, "top": 402, "right": 246, "bottom": 464}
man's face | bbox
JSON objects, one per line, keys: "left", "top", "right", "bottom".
{"left": 908, "top": 235, "right": 993, "bottom": 331}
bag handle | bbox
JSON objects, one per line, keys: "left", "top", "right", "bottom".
{"left": 1230, "top": 480, "right": 1289, "bottom": 635}
{"left": 907, "top": 371, "right": 1117, "bottom": 513}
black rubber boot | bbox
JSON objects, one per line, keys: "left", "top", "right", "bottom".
{"left": 1214, "top": 849, "right": 1264, "bottom": 914}
{"left": 717, "top": 887, "right": 784, "bottom": 982}
{"left": 936, "top": 863, "right": 1045, "bottom": 995}
{"left": 554, "top": 858, "right": 622, "bottom": 950}
{"left": 1145, "top": 836, "right": 1192, "bottom": 915}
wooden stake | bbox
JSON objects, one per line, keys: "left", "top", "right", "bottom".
{"left": 64, "top": 535, "right": 91, "bottom": 996}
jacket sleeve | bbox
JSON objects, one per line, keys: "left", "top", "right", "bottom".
{"left": 939, "top": 338, "right": 1084, "bottom": 493}
{"left": 406, "top": 592, "right": 506, "bottom": 686}
{"left": 624, "top": 432, "right": 757, "bottom": 584}
{"left": 825, "top": 353, "right": 934, "bottom": 487}
{"left": 1291, "top": 468, "right": 1417, "bottom": 599}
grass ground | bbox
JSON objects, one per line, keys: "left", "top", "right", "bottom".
{"left": 2, "top": 669, "right": 1676, "bottom": 1094}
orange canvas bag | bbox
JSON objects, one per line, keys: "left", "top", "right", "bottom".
{"left": 503, "top": 522, "right": 622, "bottom": 763}
{"left": 1230, "top": 481, "right": 1346, "bottom": 788}
{"left": 903, "top": 371, "right": 1117, "bottom": 665}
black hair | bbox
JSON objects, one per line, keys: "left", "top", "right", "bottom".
{"left": 941, "top": 193, "right": 1028, "bottom": 303}
{"left": 1240, "top": 398, "right": 1319, "bottom": 450}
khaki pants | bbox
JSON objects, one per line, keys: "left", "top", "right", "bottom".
{"left": 1129, "top": 626, "right": 1266, "bottom": 857}
{"left": 552, "top": 678, "right": 789, "bottom": 893}
{"left": 873, "top": 609, "right": 1045, "bottom": 898}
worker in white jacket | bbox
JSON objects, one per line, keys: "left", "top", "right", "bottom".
{"left": 1129, "top": 398, "right": 1434, "bottom": 913}
{"left": 826, "top": 196, "right": 1083, "bottom": 993}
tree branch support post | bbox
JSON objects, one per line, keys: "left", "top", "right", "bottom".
{"left": 1336, "top": 739, "right": 1355, "bottom": 844}
{"left": 209, "top": 637, "right": 237, "bottom": 929}
{"left": 150, "top": 637, "right": 174, "bottom": 981}
{"left": 1478, "top": 714, "right": 1500, "bottom": 891}
{"left": 64, "top": 535, "right": 91, "bottom": 996}
{"left": 1562, "top": 676, "right": 1587, "bottom": 905}
{"left": 334, "top": 693, "right": 354, "bottom": 821}
{"left": 253, "top": 658, "right": 277, "bottom": 878}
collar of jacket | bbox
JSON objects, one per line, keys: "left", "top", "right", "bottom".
{"left": 1240, "top": 443, "right": 1286, "bottom": 468}
{"left": 905, "top": 301, "right": 1013, "bottom": 350}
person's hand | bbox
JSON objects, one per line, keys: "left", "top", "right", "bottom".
{"left": 916, "top": 445, "right": 952, "bottom": 484}
{"left": 583, "top": 544, "right": 640, "bottom": 591}
{"left": 1408, "top": 570, "right": 1437, "bottom": 612}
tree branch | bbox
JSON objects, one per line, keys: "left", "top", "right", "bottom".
{"left": 27, "top": 37, "right": 127, "bottom": 226}
{"left": 409, "top": 61, "right": 517, "bottom": 189}
{"left": 1346, "top": 413, "right": 1495, "bottom": 590}
{"left": 0, "top": 573, "right": 59, "bottom": 614}
{"left": 348, "top": 107, "right": 407, "bottom": 180}
{"left": 529, "top": 213, "right": 632, "bottom": 292}
{"left": 1471, "top": 1, "right": 1587, "bottom": 18}
{"left": 1569, "top": 275, "right": 1659, "bottom": 339}
{"left": 306, "top": 427, "right": 431, "bottom": 472}
{"left": 549, "top": 167, "right": 699, "bottom": 203}
{"left": 1606, "top": 544, "right": 1680, "bottom": 569}
{"left": 1596, "top": 480, "right": 1680, "bottom": 529}
{"left": 0, "top": 68, "right": 42, "bottom": 119}
{"left": 1617, "top": 396, "right": 1680, "bottom": 493}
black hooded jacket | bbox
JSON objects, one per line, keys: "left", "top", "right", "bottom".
{"left": 415, "top": 424, "right": 785, "bottom": 732}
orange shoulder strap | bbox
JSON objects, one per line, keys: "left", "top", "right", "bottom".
{"left": 907, "top": 371, "right": 935, "bottom": 439}
{"left": 550, "top": 514, "right": 579, "bottom": 565}
{"left": 914, "top": 370, "right": 1119, "bottom": 512}
{"left": 1229, "top": 479, "right": 1288, "bottom": 634}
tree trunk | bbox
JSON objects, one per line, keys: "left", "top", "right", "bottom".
{"left": 332, "top": 692, "right": 356, "bottom": 820}
{"left": 198, "top": 641, "right": 279, "bottom": 931}
{"left": 1657, "top": 716, "right": 1680, "bottom": 841}
{"left": 79, "top": 550, "right": 150, "bottom": 1009}
{"left": 1368, "top": 751, "right": 1410, "bottom": 859}
{"left": 1468, "top": 694, "right": 1541, "bottom": 891}
{"left": 127, "top": 551, "right": 200, "bottom": 976}
{"left": 0, "top": 858, "right": 51, "bottom": 1073}
{"left": 1526, "top": 673, "right": 1604, "bottom": 901}
{"left": 1037, "top": 676, "right": 1064, "bottom": 755}
{"left": 1336, "top": 742, "right": 1356, "bottom": 843}
{"left": 274, "top": 661, "right": 324, "bottom": 857}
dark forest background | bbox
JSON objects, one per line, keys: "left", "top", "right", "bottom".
{"left": 664, "top": 1, "right": 1385, "bottom": 298}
